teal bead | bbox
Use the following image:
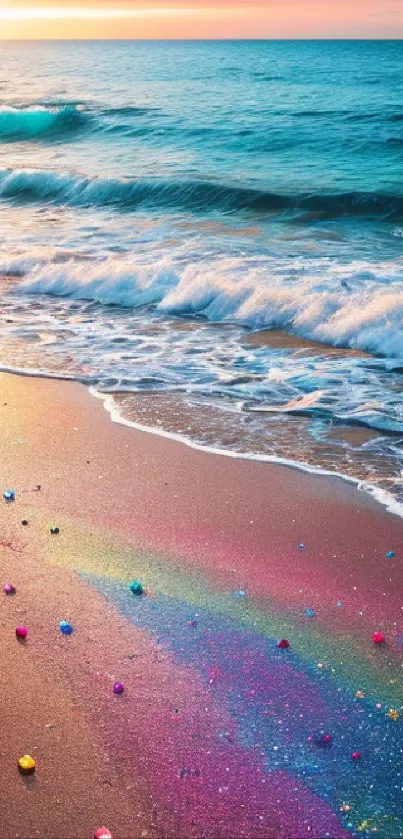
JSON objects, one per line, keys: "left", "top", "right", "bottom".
{"left": 129, "top": 580, "right": 144, "bottom": 596}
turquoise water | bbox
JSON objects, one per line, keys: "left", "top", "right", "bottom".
{"left": 0, "top": 40, "right": 402, "bottom": 505}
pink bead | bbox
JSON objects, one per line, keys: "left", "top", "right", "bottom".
{"left": 352, "top": 751, "right": 361, "bottom": 760}
{"left": 372, "top": 632, "right": 385, "bottom": 645}
{"left": 94, "top": 828, "right": 113, "bottom": 839}
{"left": 15, "top": 626, "right": 27, "bottom": 639}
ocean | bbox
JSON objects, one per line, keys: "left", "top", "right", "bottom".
{"left": 0, "top": 39, "right": 402, "bottom": 510}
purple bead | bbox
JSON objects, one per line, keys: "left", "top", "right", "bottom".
{"left": 113, "top": 681, "right": 124, "bottom": 695}
{"left": 4, "top": 583, "right": 16, "bottom": 595}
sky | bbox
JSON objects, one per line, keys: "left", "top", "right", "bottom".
{"left": 0, "top": 0, "right": 401, "bottom": 39}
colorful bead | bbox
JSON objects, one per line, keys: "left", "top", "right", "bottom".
{"left": 129, "top": 580, "right": 144, "bottom": 596}
{"left": 352, "top": 751, "right": 361, "bottom": 760}
{"left": 3, "top": 489, "right": 15, "bottom": 501}
{"left": 312, "top": 733, "right": 333, "bottom": 748}
{"left": 277, "top": 639, "right": 290, "bottom": 649}
{"left": 50, "top": 526, "right": 60, "bottom": 535}
{"left": 15, "top": 626, "right": 28, "bottom": 639}
{"left": 113, "top": 681, "right": 124, "bottom": 695}
{"left": 59, "top": 620, "right": 73, "bottom": 635}
{"left": 94, "top": 829, "right": 113, "bottom": 839}
{"left": 372, "top": 631, "right": 385, "bottom": 645}
{"left": 387, "top": 708, "right": 400, "bottom": 721}
{"left": 4, "top": 583, "right": 16, "bottom": 595}
{"left": 18, "top": 755, "right": 36, "bottom": 774}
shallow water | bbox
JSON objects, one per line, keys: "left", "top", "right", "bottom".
{"left": 0, "top": 40, "right": 402, "bottom": 508}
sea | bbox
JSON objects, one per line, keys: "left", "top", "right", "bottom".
{"left": 0, "top": 39, "right": 402, "bottom": 512}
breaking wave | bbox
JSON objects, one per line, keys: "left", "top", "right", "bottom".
{"left": 0, "top": 106, "right": 90, "bottom": 140}
{"left": 17, "top": 255, "right": 403, "bottom": 360}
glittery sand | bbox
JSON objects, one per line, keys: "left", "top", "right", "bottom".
{"left": 0, "top": 373, "right": 402, "bottom": 838}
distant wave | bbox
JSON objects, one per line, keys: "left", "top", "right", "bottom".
{"left": 17, "top": 255, "right": 403, "bottom": 360}
{"left": 0, "top": 167, "right": 403, "bottom": 220}
{"left": 0, "top": 106, "right": 90, "bottom": 141}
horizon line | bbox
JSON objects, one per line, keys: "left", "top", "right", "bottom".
{"left": 0, "top": 36, "right": 401, "bottom": 41}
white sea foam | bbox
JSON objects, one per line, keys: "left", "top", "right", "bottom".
{"left": 18, "top": 254, "right": 403, "bottom": 359}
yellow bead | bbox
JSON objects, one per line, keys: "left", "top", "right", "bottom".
{"left": 356, "top": 690, "right": 365, "bottom": 699}
{"left": 18, "top": 754, "right": 36, "bottom": 774}
{"left": 387, "top": 708, "right": 400, "bottom": 721}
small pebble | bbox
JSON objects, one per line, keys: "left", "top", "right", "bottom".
{"left": 113, "top": 681, "right": 124, "bottom": 695}
{"left": 372, "top": 631, "right": 385, "bottom": 645}
{"left": 21, "top": 520, "right": 28, "bottom": 526}
{"left": 187, "top": 619, "right": 198, "bottom": 628}
{"left": 50, "top": 526, "right": 60, "bottom": 535}
{"left": 18, "top": 755, "right": 36, "bottom": 775}
{"left": 15, "top": 626, "right": 28, "bottom": 640}
{"left": 59, "top": 620, "right": 73, "bottom": 635}
{"left": 94, "top": 829, "right": 113, "bottom": 839}
{"left": 277, "top": 639, "right": 290, "bottom": 649}
{"left": 4, "top": 489, "right": 15, "bottom": 502}
{"left": 298, "top": 543, "right": 305, "bottom": 550}
{"left": 129, "top": 580, "right": 144, "bottom": 596}
{"left": 4, "top": 583, "right": 16, "bottom": 595}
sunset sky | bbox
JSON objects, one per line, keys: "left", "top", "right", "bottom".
{"left": 0, "top": 0, "right": 401, "bottom": 39}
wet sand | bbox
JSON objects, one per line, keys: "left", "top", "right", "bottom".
{"left": 1, "top": 372, "right": 402, "bottom": 838}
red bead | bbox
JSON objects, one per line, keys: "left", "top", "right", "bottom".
{"left": 372, "top": 632, "right": 385, "bottom": 645}
{"left": 94, "top": 829, "right": 113, "bottom": 839}
{"left": 277, "top": 639, "right": 290, "bottom": 649}
{"left": 352, "top": 751, "right": 361, "bottom": 760}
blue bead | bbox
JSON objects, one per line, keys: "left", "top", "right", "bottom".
{"left": 386, "top": 551, "right": 395, "bottom": 558}
{"left": 305, "top": 608, "right": 316, "bottom": 618}
{"left": 59, "top": 620, "right": 73, "bottom": 635}
{"left": 3, "top": 490, "right": 15, "bottom": 501}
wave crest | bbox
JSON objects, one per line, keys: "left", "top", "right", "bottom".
{"left": 1, "top": 167, "right": 403, "bottom": 219}
{"left": 0, "top": 106, "right": 89, "bottom": 141}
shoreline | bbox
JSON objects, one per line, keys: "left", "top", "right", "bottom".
{"left": 0, "top": 361, "right": 401, "bottom": 521}
{"left": 92, "top": 387, "right": 403, "bottom": 521}
{"left": 1, "top": 370, "right": 403, "bottom": 838}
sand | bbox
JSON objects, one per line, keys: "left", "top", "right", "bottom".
{"left": 0, "top": 372, "right": 402, "bottom": 839}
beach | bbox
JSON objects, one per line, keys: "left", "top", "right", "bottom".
{"left": 1, "top": 371, "right": 403, "bottom": 838}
